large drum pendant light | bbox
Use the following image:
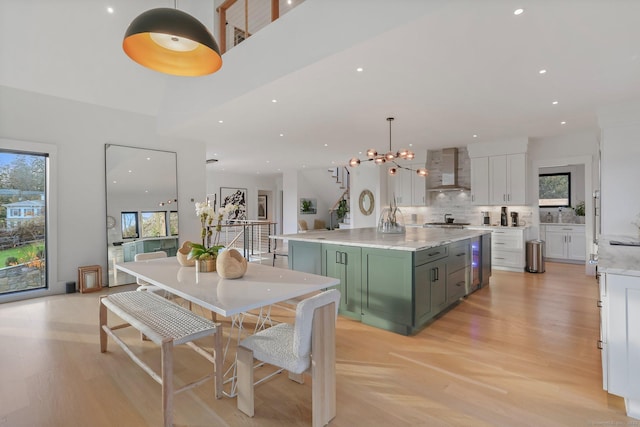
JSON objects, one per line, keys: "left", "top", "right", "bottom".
{"left": 123, "top": 8, "right": 222, "bottom": 77}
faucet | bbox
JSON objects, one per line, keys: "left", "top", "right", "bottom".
{"left": 444, "top": 213, "right": 453, "bottom": 223}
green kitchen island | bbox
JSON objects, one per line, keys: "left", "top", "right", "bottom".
{"left": 279, "top": 227, "right": 491, "bottom": 335}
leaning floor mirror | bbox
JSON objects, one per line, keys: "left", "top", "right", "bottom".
{"left": 105, "top": 144, "right": 178, "bottom": 286}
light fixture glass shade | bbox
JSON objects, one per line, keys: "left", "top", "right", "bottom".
{"left": 349, "top": 157, "right": 361, "bottom": 167}
{"left": 416, "top": 168, "right": 428, "bottom": 176}
{"left": 406, "top": 151, "right": 415, "bottom": 160}
{"left": 397, "top": 148, "right": 408, "bottom": 158}
{"left": 366, "top": 149, "right": 377, "bottom": 158}
{"left": 374, "top": 156, "right": 386, "bottom": 165}
{"left": 388, "top": 167, "right": 397, "bottom": 176}
{"left": 123, "top": 8, "right": 222, "bottom": 77}
{"left": 385, "top": 151, "right": 395, "bottom": 161}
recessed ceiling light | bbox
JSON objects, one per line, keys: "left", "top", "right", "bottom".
{"left": 539, "top": 69, "right": 547, "bottom": 74}
{"left": 552, "top": 101, "right": 558, "bottom": 105}
{"left": 146, "top": 157, "right": 151, "bottom": 160}
{"left": 266, "top": 160, "right": 270, "bottom": 163}
{"left": 218, "top": 120, "right": 223, "bottom": 123}
{"left": 112, "top": 180, "right": 117, "bottom": 184}
{"left": 107, "top": 6, "right": 114, "bottom": 14}
{"left": 287, "top": 0, "right": 292, "bottom": 4}
{"left": 473, "top": 134, "right": 478, "bottom": 138}
{"left": 280, "top": 133, "right": 284, "bottom": 137}
{"left": 324, "top": 143, "right": 328, "bottom": 147}
{"left": 561, "top": 121, "right": 567, "bottom": 125}
{"left": 409, "top": 143, "right": 413, "bottom": 147}
{"left": 356, "top": 67, "right": 364, "bottom": 72}
{"left": 514, "top": 8, "right": 524, "bottom": 15}
{"left": 271, "top": 99, "right": 277, "bottom": 103}
{"left": 128, "top": 170, "right": 132, "bottom": 173}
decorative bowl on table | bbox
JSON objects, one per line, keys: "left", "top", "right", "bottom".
{"left": 177, "top": 241, "right": 196, "bottom": 267}
{"left": 216, "top": 248, "right": 247, "bottom": 279}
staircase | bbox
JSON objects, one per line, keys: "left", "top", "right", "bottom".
{"left": 328, "top": 167, "right": 351, "bottom": 229}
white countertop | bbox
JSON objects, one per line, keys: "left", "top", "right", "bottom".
{"left": 598, "top": 235, "right": 640, "bottom": 277}
{"left": 540, "top": 223, "right": 585, "bottom": 227}
{"left": 116, "top": 257, "right": 339, "bottom": 317}
{"left": 465, "top": 225, "right": 531, "bottom": 230}
{"left": 278, "top": 227, "right": 490, "bottom": 251}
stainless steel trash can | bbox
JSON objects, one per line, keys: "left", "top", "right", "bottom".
{"left": 526, "top": 240, "right": 545, "bottom": 273}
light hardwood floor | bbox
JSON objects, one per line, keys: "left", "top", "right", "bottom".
{"left": 0, "top": 262, "right": 632, "bottom": 426}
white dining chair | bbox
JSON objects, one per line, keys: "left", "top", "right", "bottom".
{"left": 236, "top": 289, "right": 341, "bottom": 427}
{"left": 134, "top": 251, "right": 168, "bottom": 294}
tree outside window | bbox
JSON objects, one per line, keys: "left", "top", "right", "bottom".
{"left": 539, "top": 173, "right": 571, "bottom": 207}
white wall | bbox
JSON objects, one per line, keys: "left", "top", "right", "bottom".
{"left": 205, "top": 169, "right": 278, "bottom": 220}
{"left": 598, "top": 101, "right": 640, "bottom": 236}
{"left": 0, "top": 86, "right": 206, "bottom": 302}
{"left": 349, "top": 162, "right": 384, "bottom": 228}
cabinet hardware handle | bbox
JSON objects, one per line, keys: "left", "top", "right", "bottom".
{"left": 336, "top": 252, "right": 340, "bottom": 264}
{"left": 342, "top": 252, "right": 347, "bottom": 265}
{"left": 457, "top": 252, "right": 465, "bottom": 257}
{"left": 456, "top": 281, "right": 464, "bottom": 287}
{"left": 597, "top": 300, "right": 603, "bottom": 308}
{"left": 431, "top": 268, "right": 436, "bottom": 282}
{"left": 597, "top": 340, "right": 603, "bottom": 350}
{"left": 495, "top": 257, "right": 505, "bottom": 260}
{"left": 503, "top": 194, "right": 506, "bottom": 201}
{"left": 428, "top": 251, "right": 441, "bottom": 257}
{"left": 435, "top": 267, "right": 439, "bottom": 281}
{"left": 495, "top": 242, "right": 505, "bottom": 245}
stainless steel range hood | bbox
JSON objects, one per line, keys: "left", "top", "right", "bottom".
{"left": 427, "top": 147, "right": 470, "bottom": 192}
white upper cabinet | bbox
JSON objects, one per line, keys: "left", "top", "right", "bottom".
{"left": 470, "top": 157, "right": 489, "bottom": 205}
{"left": 467, "top": 138, "right": 529, "bottom": 207}
{"left": 488, "top": 153, "right": 527, "bottom": 206}
{"left": 388, "top": 163, "right": 426, "bottom": 206}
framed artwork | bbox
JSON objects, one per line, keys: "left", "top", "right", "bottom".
{"left": 257, "top": 195, "right": 267, "bottom": 220}
{"left": 220, "top": 187, "right": 247, "bottom": 222}
{"left": 300, "top": 198, "right": 317, "bottom": 214}
{"left": 78, "top": 265, "right": 102, "bottom": 293}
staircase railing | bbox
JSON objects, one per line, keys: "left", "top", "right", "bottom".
{"left": 214, "top": 220, "right": 278, "bottom": 263}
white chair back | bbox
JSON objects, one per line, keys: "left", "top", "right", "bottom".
{"left": 134, "top": 251, "right": 167, "bottom": 285}
{"left": 293, "top": 289, "right": 340, "bottom": 359}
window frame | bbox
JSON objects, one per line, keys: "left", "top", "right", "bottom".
{"left": 539, "top": 172, "right": 572, "bottom": 208}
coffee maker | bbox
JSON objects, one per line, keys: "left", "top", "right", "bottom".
{"left": 510, "top": 211, "right": 519, "bottom": 227}
{"left": 482, "top": 211, "right": 490, "bottom": 225}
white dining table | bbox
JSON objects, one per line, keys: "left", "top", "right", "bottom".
{"left": 115, "top": 256, "right": 339, "bottom": 317}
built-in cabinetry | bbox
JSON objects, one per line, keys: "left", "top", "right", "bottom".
{"left": 599, "top": 271, "right": 640, "bottom": 419}
{"left": 540, "top": 224, "right": 585, "bottom": 262}
{"left": 490, "top": 228, "right": 527, "bottom": 272}
{"left": 489, "top": 153, "right": 527, "bottom": 205}
{"left": 289, "top": 236, "right": 483, "bottom": 335}
{"left": 122, "top": 237, "right": 179, "bottom": 262}
{"left": 467, "top": 138, "right": 529, "bottom": 206}
{"left": 470, "top": 157, "right": 489, "bottom": 205}
{"left": 388, "top": 163, "right": 426, "bottom": 206}
{"left": 322, "top": 244, "right": 362, "bottom": 320}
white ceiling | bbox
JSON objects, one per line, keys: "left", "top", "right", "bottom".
{"left": 2, "top": 0, "right": 640, "bottom": 176}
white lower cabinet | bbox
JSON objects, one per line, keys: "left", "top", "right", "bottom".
{"left": 491, "top": 228, "right": 526, "bottom": 271}
{"left": 601, "top": 272, "right": 640, "bottom": 419}
{"left": 542, "top": 224, "right": 585, "bottom": 262}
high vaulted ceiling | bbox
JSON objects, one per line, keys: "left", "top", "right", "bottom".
{"left": 2, "top": 0, "right": 640, "bottom": 176}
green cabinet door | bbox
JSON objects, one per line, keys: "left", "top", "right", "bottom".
{"left": 414, "top": 261, "right": 432, "bottom": 326}
{"left": 288, "top": 240, "right": 322, "bottom": 275}
{"left": 322, "top": 244, "right": 362, "bottom": 320}
{"left": 430, "top": 259, "right": 448, "bottom": 313}
{"left": 362, "top": 248, "right": 413, "bottom": 334}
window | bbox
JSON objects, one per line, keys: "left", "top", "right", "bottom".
{"left": 539, "top": 173, "right": 571, "bottom": 207}
{"left": 169, "top": 211, "right": 179, "bottom": 236}
{"left": 141, "top": 211, "right": 167, "bottom": 238}
{"left": 121, "top": 212, "right": 138, "bottom": 239}
{"left": 0, "top": 150, "right": 48, "bottom": 295}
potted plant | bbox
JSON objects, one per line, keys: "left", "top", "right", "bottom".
{"left": 574, "top": 201, "right": 585, "bottom": 223}
{"left": 301, "top": 199, "right": 313, "bottom": 213}
{"left": 336, "top": 199, "right": 348, "bottom": 221}
{"left": 188, "top": 243, "right": 225, "bottom": 271}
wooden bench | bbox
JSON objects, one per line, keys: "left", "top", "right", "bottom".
{"left": 100, "top": 291, "right": 223, "bottom": 427}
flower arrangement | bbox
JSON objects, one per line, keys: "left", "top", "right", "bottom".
{"left": 189, "top": 202, "right": 236, "bottom": 261}
{"left": 574, "top": 201, "right": 585, "bottom": 217}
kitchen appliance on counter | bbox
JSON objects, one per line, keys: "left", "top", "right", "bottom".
{"left": 482, "top": 211, "right": 490, "bottom": 225}
{"left": 511, "top": 212, "right": 519, "bottom": 227}
{"left": 500, "top": 206, "right": 508, "bottom": 226}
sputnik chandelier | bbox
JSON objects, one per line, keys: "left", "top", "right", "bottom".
{"left": 348, "top": 117, "right": 428, "bottom": 177}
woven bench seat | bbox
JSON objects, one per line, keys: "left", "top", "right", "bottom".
{"left": 100, "top": 291, "right": 223, "bottom": 427}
